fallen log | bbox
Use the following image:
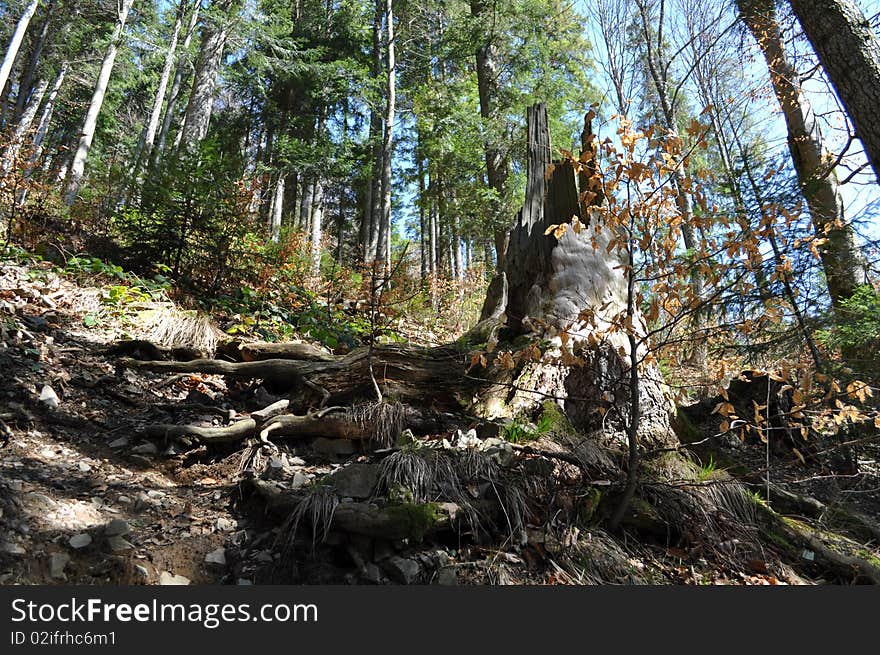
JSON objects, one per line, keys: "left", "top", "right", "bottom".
{"left": 139, "top": 403, "right": 406, "bottom": 446}
{"left": 120, "top": 344, "right": 474, "bottom": 410}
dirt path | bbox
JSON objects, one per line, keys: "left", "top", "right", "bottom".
{"left": 0, "top": 259, "right": 258, "bottom": 584}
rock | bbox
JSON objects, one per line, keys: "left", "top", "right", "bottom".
{"left": 215, "top": 517, "right": 235, "bottom": 532}
{"left": 312, "top": 437, "right": 358, "bottom": 459}
{"left": 236, "top": 578, "right": 253, "bottom": 585}
{"left": 289, "top": 456, "right": 306, "bottom": 466}
{"left": 106, "top": 536, "right": 132, "bottom": 552}
{"left": 50, "top": 553, "right": 71, "bottom": 579}
{"left": 108, "top": 437, "right": 129, "bottom": 449}
{"left": 38, "top": 385, "right": 59, "bottom": 409}
{"left": 290, "top": 472, "right": 309, "bottom": 490}
{"left": 77, "top": 462, "right": 92, "bottom": 473}
{"left": 205, "top": 548, "right": 226, "bottom": 567}
{"left": 481, "top": 438, "right": 515, "bottom": 466}
{"left": 362, "top": 563, "right": 384, "bottom": 584}
{"left": 437, "top": 567, "right": 458, "bottom": 585}
{"left": 104, "top": 519, "right": 130, "bottom": 537}
{"left": 131, "top": 442, "right": 159, "bottom": 455}
{"left": 382, "top": 556, "right": 421, "bottom": 584}
{"left": 69, "top": 533, "right": 92, "bottom": 549}
{"left": 1, "top": 541, "right": 26, "bottom": 556}
{"left": 329, "top": 463, "right": 378, "bottom": 499}
{"left": 264, "top": 456, "right": 287, "bottom": 479}
{"left": 134, "top": 565, "right": 149, "bottom": 579}
{"left": 158, "top": 571, "right": 191, "bottom": 585}
{"left": 452, "top": 428, "right": 481, "bottom": 448}
{"left": 22, "top": 315, "right": 49, "bottom": 332}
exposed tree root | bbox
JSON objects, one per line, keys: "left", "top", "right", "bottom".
{"left": 248, "top": 479, "right": 460, "bottom": 541}
{"left": 140, "top": 403, "right": 406, "bottom": 446}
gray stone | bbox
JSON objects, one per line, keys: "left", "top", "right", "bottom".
{"left": 1, "top": 541, "right": 26, "bottom": 556}
{"left": 104, "top": 519, "right": 130, "bottom": 537}
{"left": 106, "top": 535, "right": 132, "bottom": 552}
{"left": 383, "top": 556, "right": 421, "bottom": 584}
{"left": 78, "top": 461, "right": 92, "bottom": 473}
{"left": 69, "top": 533, "right": 92, "bottom": 549}
{"left": 236, "top": 578, "right": 253, "bottom": 585}
{"left": 205, "top": 547, "right": 226, "bottom": 567}
{"left": 50, "top": 553, "right": 70, "bottom": 579}
{"left": 131, "top": 442, "right": 159, "bottom": 455}
{"left": 158, "top": 571, "right": 190, "bottom": 585}
{"left": 39, "top": 385, "right": 59, "bottom": 409}
{"left": 290, "top": 472, "right": 309, "bottom": 490}
{"left": 215, "top": 517, "right": 234, "bottom": 532}
{"left": 329, "top": 463, "right": 378, "bottom": 499}
{"left": 289, "top": 456, "right": 306, "bottom": 466}
{"left": 134, "top": 565, "right": 149, "bottom": 579}
{"left": 437, "top": 566, "right": 458, "bottom": 585}
{"left": 362, "top": 563, "right": 384, "bottom": 584}
{"left": 108, "top": 437, "right": 129, "bottom": 449}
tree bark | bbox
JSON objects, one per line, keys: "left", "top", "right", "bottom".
{"left": 0, "top": 0, "right": 39, "bottom": 99}
{"left": 1, "top": 76, "right": 47, "bottom": 172}
{"left": 11, "top": 0, "right": 55, "bottom": 124}
{"left": 129, "top": 1, "right": 186, "bottom": 184}
{"left": 177, "top": 0, "right": 237, "bottom": 152}
{"left": 787, "top": 0, "right": 880, "bottom": 184}
{"left": 470, "top": 0, "right": 510, "bottom": 269}
{"left": 154, "top": 2, "right": 200, "bottom": 166}
{"left": 375, "top": 0, "right": 396, "bottom": 270}
{"left": 63, "top": 0, "right": 135, "bottom": 205}
{"left": 738, "top": 0, "right": 868, "bottom": 309}
{"left": 474, "top": 104, "right": 676, "bottom": 450}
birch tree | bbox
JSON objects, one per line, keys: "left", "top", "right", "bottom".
{"left": 63, "top": 0, "right": 135, "bottom": 206}
{"left": 0, "top": 0, "right": 40, "bottom": 98}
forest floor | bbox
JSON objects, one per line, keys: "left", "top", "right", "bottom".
{"left": 1, "top": 255, "right": 879, "bottom": 585}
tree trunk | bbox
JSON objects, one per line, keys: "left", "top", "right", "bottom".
{"left": 310, "top": 177, "right": 324, "bottom": 277}
{"left": 375, "top": 0, "right": 395, "bottom": 270}
{"left": 17, "top": 60, "right": 65, "bottom": 201}
{"left": 154, "top": 2, "right": 200, "bottom": 166}
{"left": 129, "top": 1, "right": 186, "bottom": 183}
{"left": 738, "top": 0, "right": 867, "bottom": 309}
{"left": 0, "top": 0, "right": 39, "bottom": 99}
{"left": 1, "top": 76, "right": 47, "bottom": 172}
{"left": 63, "top": 0, "right": 135, "bottom": 206}
{"left": 474, "top": 103, "right": 676, "bottom": 450}
{"left": 470, "top": 0, "right": 510, "bottom": 269}
{"left": 177, "top": 0, "right": 237, "bottom": 152}
{"left": 270, "top": 173, "right": 285, "bottom": 242}
{"left": 787, "top": 0, "right": 880, "bottom": 184}
{"left": 11, "top": 0, "right": 55, "bottom": 124}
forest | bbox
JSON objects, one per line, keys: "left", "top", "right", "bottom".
{"left": 0, "top": 0, "right": 878, "bottom": 587}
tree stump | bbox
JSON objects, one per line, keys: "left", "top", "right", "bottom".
{"left": 473, "top": 103, "right": 676, "bottom": 450}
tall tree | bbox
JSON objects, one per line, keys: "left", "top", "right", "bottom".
{"left": 154, "top": 1, "right": 201, "bottom": 164}
{"left": 470, "top": 0, "right": 509, "bottom": 267}
{"left": 0, "top": 0, "right": 40, "bottom": 99}
{"left": 177, "top": 0, "right": 239, "bottom": 152}
{"left": 374, "top": 0, "right": 396, "bottom": 269}
{"left": 737, "top": 0, "right": 867, "bottom": 310}
{"left": 129, "top": 1, "right": 188, "bottom": 184}
{"left": 63, "top": 0, "right": 135, "bottom": 206}
{"left": 787, "top": 0, "right": 880, "bottom": 184}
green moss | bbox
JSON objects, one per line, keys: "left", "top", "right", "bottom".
{"left": 538, "top": 400, "right": 573, "bottom": 434}
{"left": 384, "top": 502, "right": 445, "bottom": 541}
{"left": 578, "top": 489, "right": 603, "bottom": 524}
